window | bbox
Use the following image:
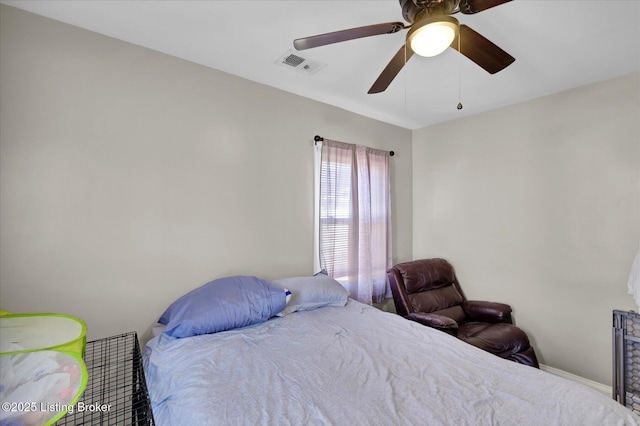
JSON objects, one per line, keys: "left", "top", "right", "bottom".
{"left": 319, "top": 157, "right": 352, "bottom": 280}
{"left": 314, "top": 139, "right": 392, "bottom": 305}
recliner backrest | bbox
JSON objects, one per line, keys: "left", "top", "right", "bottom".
{"left": 389, "top": 258, "right": 468, "bottom": 323}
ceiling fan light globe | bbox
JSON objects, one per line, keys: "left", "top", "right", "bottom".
{"left": 408, "top": 16, "right": 459, "bottom": 57}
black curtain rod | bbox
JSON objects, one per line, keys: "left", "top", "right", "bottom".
{"left": 314, "top": 135, "right": 395, "bottom": 156}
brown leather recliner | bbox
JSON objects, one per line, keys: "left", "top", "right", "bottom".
{"left": 388, "top": 258, "right": 539, "bottom": 368}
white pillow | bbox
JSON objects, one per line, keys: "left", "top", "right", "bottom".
{"left": 271, "top": 275, "right": 348, "bottom": 316}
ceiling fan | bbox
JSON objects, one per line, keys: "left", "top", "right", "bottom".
{"left": 293, "top": 0, "right": 515, "bottom": 94}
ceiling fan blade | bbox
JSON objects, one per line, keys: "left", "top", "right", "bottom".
{"left": 459, "top": 0, "right": 512, "bottom": 14}
{"left": 451, "top": 25, "right": 514, "bottom": 74}
{"left": 368, "top": 44, "right": 414, "bottom": 94}
{"left": 294, "top": 22, "right": 405, "bottom": 51}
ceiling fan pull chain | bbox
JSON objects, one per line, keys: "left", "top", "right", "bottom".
{"left": 404, "top": 44, "right": 409, "bottom": 110}
{"left": 457, "top": 31, "right": 463, "bottom": 110}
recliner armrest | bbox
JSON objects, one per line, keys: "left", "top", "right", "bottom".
{"left": 405, "top": 312, "right": 459, "bottom": 336}
{"left": 463, "top": 300, "right": 512, "bottom": 324}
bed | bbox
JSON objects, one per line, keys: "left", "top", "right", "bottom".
{"left": 143, "top": 275, "right": 639, "bottom": 425}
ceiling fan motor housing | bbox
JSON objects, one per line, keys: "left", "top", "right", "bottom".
{"left": 400, "top": 0, "right": 461, "bottom": 23}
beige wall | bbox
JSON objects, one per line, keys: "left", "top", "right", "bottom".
{"left": 412, "top": 72, "right": 640, "bottom": 385}
{"left": 0, "top": 5, "right": 413, "bottom": 342}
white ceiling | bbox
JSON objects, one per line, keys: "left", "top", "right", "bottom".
{"left": 3, "top": 0, "right": 639, "bottom": 130}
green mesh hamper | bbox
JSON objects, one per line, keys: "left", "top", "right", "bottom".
{"left": 0, "top": 313, "right": 88, "bottom": 425}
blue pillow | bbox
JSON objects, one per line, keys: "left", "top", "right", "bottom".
{"left": 158, "top": 276, "right": 287, "bottom": 338}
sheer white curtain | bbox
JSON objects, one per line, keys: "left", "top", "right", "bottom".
{"left": 315, "top": 139, "right": 392, "bottom": 305}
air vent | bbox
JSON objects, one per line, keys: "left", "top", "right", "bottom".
{"left": 275, "top": 50, "right": 326, "bottom": 75}
{"left": 284, "top": 53, "right": 305, "bottom": 67}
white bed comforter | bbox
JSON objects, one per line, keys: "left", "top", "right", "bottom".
{"left": 143, "top": 300, "right": 639, "bottom": 425}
